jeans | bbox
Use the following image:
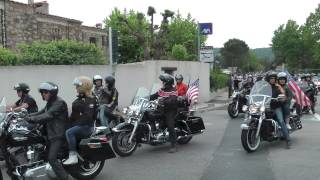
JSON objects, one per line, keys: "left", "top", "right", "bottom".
{"left": 282, "top": 102, "right": 291, "bottom": 121}
{"left": 99, "top": 105, "right": 118, "bottom": 134}
{"left": 275, "top": 107, "right": 290, "bottom": 140}
{"left": 65, "top": 125, "right": 93, "bottom": 151}
{"left": 163, "top": 110, "right": 177, "bottom": 145}
{"left": 48, "top": 139, "right": 69, "bottom": 180}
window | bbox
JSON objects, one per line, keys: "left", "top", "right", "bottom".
{"left": 101, "top": 35, "right": 106, "bottom": 46}
{"left": 89, "top": 37, "right": 97, "bottom": 45}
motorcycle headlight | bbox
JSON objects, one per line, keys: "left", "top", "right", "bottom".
{"left": 260, "top": 106, "right": 265, "bottom": 112}
{"left": 249, "top": 105, "right": 259, "bottom": 113}
{"left": 122, "top": 107, "right": 128, "bottom": 114}
{"left": 242, "top": 105, "right": 248, "bottom": 112}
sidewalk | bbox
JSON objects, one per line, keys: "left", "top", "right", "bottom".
{"left": 194, "top": 90, "right": 230, "bottom": 112}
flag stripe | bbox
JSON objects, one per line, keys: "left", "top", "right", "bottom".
{"left": 187, "top": 78, "right": 199, "bottom": 103}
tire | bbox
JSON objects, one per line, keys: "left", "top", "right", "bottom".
{"left": 228, "top": 103, "right": 239, "bottom": 118}
{"left": 177, "top": 136, "right": 192, "bottom": 145}
{"left": 112, "top": 132, "right": 138, "bottom": 157}
{"left": 241, "top": 129, "right": 261, "bottom": 153}
{"left": 68, "top": 160, "right": 105, "bottom": 180}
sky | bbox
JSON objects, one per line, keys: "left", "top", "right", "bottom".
{"left": 15, "top": 0, "right": 320, "bottom": 48}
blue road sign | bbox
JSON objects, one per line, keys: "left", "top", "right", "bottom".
{"left": 199, "top": 23, "right": 212, "bottom": 35}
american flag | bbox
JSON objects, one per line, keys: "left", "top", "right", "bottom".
{"left": 286, "top": 72, "right": 311, "bottom": 107}
{"left": 187, "top": 78, "right": 200, "bottom": 104}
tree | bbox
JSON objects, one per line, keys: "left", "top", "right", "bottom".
{"left": 104, "top": 8, "right": 150, "bottom": 63}
{"left": 167, "top": 12, "right": 206, "bottom": 61}
{"left": 171, "top": 44, "right": 188, "bottom": 60}
{"left": 220, "top": 38, "right": 250, "bottom": 70}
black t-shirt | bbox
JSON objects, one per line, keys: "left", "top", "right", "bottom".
{"left": 15, "top": 95, "right": 38, "bottom": 113}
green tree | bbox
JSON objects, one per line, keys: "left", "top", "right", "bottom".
{"left": 171, "top": 44, "right": 188, "bottom": 60}
{"left": 220, "top": 38, "right": 250, "bottom": 70}
{"left": 104, "top": 8, "right": 150, "bottom": 63}
{"left": 271, "top": 20, "right": 304, "bottom": 71}
{"left": 167, "top": 12, "right": 206, "bottom": 61}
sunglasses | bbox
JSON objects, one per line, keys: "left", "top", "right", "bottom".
{"left": 39, "top": 90, "right": 49, "bottom": 94}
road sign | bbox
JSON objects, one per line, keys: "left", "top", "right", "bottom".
{"left": 200, "top": 46, "right": 214, "bottom": 62}
{"left": 199, "top": 23, "right": 212, "bottom": 35}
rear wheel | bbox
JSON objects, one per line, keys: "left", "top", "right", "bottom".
{"left": 68, "top": 160, "right": 105, "bottom": 180}
{"left": 177, "top": 136, "right": 192, "bottom": 144}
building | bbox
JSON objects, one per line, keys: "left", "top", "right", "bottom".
{"left": 0, "top": 0, "right": 109, "bottom": 61}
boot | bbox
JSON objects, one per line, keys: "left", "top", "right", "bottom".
{"left": 168, "top": 143, "right": 177, "bottom": 153}
{"left": 286, "top": 140, "right": 291, "bottom": 149}
{"left": 63, "top": 151, "right": 78, "bottom": 165}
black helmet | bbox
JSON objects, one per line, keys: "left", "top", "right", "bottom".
{"left": 175, "top": 74, "right": 183, "bottom": 81}
{"left": 104, "top": 76, "right": 115, "bottom": 89}
{"left": 38, "top": 82, "right": 59, "bottom": 97}
{"left": 265, "top": 71, "right": 277, "bottom": 82}
{"left": 14, "top": 83, "right": 30, "bottom": 94}
{"left": 159, "top": 74, "right": 174, "bottom": 86}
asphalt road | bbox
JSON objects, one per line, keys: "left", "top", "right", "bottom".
{"left": 2, "top": 97, "right": 320, "bottom": 180}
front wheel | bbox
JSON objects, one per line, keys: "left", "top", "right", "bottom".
{"left": 241, "top": 129, "right": 261, "bottom": 153}
{"left": 68, "top": 160, "right": 105, "bottom": 180}
{"left": 228, "top": 103, "right": 239, "bottom": 118}
{"left": 112, "top": 132, "right": 138, "bottom": 157}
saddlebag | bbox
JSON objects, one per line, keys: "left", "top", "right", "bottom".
{"left": 186, "top": 116, "right": 205, "bottom": 134}
{"left": 79, "top": 137, "right": 116, "bottom": 161}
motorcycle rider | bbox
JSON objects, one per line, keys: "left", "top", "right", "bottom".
{"left": 150, "top": 74, "right": 179, "bottom": 153}
{"left": 25, "top": 82, "right": 69, "bottom": 180}
{"left": 277, "top": 72, "right": 294, "bottom": 130}
{"left": 305, "top": 73, "right": 316, "bottom": 113}
{"left": 63, "top": 76, "right": 98, "bottom": 165}
{"left": 93, "top": 75, "right": 103, "bottom": 99}
{"left": 175, "top": 74, "right": 188, "bottom": 96}
{"left": 266, "top": 72, "right": 291, "bottom": 149}
{"left": 6, "top": 83, "right": 38, "bottom": 113}
{"left": 98, "top": 76, "right": 119, "bottom": 133}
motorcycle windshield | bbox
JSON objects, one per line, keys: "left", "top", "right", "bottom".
{"left": 132, "top": 87, "right": 150, "bottom": 106}
{"left": 150, "top": 83, "right": 162, "bottom": 95}
{"left": 0, "top": 97, "right": 6, "bottom": 123}
{"left": 296, "top": 81, "right": 309, "bottom": 92}
{"left": 249, "top": 80, "right": 272, "bottom": 104}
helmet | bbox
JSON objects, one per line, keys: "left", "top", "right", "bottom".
{"left": 73, "top": 76, "right": 93, "bottom": 96}
{"left": 104, "top": 76, "right": 115, "bottom": 89}
{"left": 14, "top": 83, "right": 30, "bottom": 94}
{"left": 38, "top": 82, "right": 59, "bottom": 97}
{"left": 305, "top": 73, "right": 311, "bottom": 78}
{"left": 277, "top": 72, "right": 287, "bottom": 82}
{"left": 175, "top": 74, "right": 183, "bottom": 81}
{"left": 159, "top": 74, "right": 174, "bottom": 86}
{"left": 265, "top": 71, "right": 277, "bottom": 82}
{"left": 93, "top": 75, "right": 103, "bottom": 84}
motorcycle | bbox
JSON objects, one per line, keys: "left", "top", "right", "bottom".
{"left": 0, "top": 97, "right": 116, "bottom": 180}
{"left": 240, "top": 81, "right": 302, "bottom": 153}
{"left": 111, "top": 86, "right": 205, "bottom": 157}
{"left": 227, "top": 89, "right": 249, "bottom": 118}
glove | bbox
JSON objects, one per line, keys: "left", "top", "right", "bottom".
{"left": 24, "top": 116, "right": 35, "bottom": 123}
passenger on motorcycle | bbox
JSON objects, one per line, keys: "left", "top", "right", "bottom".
{"left": 6, "top": 83, "right": 38, "bottom": 113}
{"left": 150, "top": 74, "right": 179, "bottom": 153}
{"left": 277, "top": 72, "right": 294, "bottom": 130}
{"left": 93, "top": 75, "right": 103, "bottom": 99}
{"left": 175, "top": 74, "right": 188, "bottom": 96}
{"left": 25, "top": 82, "right": 69, "bottom": 180}
{"left": 63, "top": 76, "right": 98, "bottom": 165}
{"left": 266, "top": 71, "right": 291, "bottom": 149}
{"left": 98, "top": 76, "right": 119, "bottom": 134}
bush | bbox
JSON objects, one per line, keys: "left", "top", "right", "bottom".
{"left": 210, "top": 69, "right": 228, "bottom": 91}
{"left": 0, "top": 48, "right": 19, "bottom": 65}
{"left": 171, "top": 44, "right": 188, "bottom": 60}
{"left": 18, "top": 40, "right": 104, "bottom": 65}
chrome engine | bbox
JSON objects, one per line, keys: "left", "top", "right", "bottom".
{"left": 15, "top": 161, "right": 56, "bottom": 180}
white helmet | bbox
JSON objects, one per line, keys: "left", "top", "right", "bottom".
{"left": 93, "top": 75, "right": 103, "bottom": 85}
{"left": 277, "top": 72, "right": 287, "bottom": 82}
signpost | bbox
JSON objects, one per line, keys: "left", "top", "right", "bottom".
{"left": 200, "top": 46, "right": 214, "bottom": 63}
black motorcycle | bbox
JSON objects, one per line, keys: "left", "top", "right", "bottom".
{"left": 111, "top": 86, "right": 205, "bottom": 157}
{"left": 227, "top": 88, "right": 250, "bottom": 118}
{"left": 0, "top": 97, "right": 116, "bottom": 180}
{"left": 240, "top": 81, "right": 302, "bottom": 153}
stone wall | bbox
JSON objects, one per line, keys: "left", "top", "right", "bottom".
{"left": 0, "top": 0, "right": 108, "bottom": 60}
